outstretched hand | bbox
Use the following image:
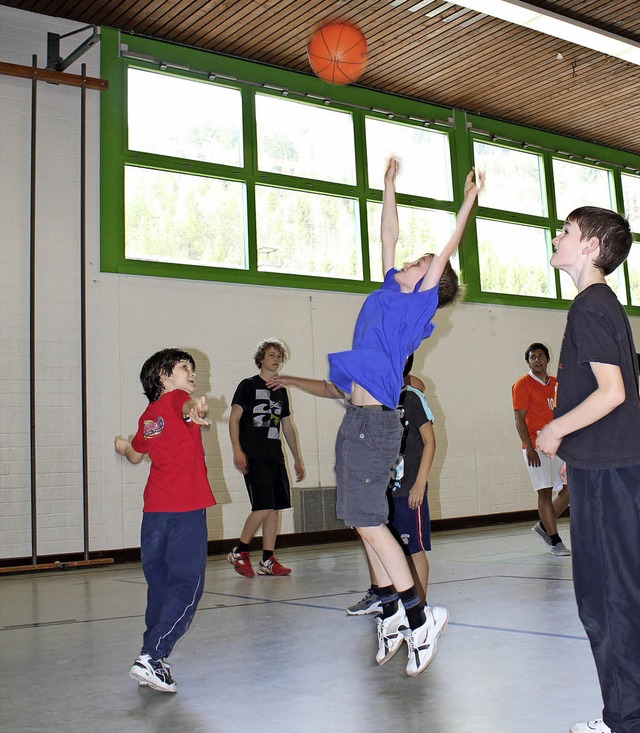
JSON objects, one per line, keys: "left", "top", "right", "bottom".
{"left": 265, "top": 375, "right": 290, "bottom": 390}
{"left": 463, "top": 167, "right": 484, "bottom": 199}
{"left": 187, "top": 396, "right": 211, "bottom": 426}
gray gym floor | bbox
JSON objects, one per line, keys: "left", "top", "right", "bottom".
{"left": 1, "top": 521, "right": 600, "bottom": 733}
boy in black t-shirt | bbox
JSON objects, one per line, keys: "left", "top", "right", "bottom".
{"left": 537, "top": 207, "right": 640, "bottom": 733}
{"left": 228, "top": 338, "right": 304, "bottom": 577}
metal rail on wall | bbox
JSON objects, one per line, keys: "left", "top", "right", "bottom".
{"left": 0, "top": 33, "right": 111, "bottom": 574}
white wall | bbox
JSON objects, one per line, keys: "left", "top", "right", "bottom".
{"left": 2, "top": 7, "right": 639, "bottom": 560}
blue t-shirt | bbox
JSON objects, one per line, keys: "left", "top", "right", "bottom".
{"left": 328, "top": 268, "right": 438, "bottom": 408}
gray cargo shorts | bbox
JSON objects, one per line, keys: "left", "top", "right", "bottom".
{"left": 334, "top": 403, "right": 403, "bottom": 528}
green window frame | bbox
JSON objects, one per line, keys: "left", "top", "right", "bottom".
{"left": 100, "top": 28, "right": 464, "bottom": 295}
{"left": 100, "top": 29, "right": 640, "bottom": 314}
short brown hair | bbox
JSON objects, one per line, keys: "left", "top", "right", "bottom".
{"left": 567, "top": 206, "right": 632, "bottom": 276}
{"left": 437, "top": 260, "right": 460, "bottom": 308}
{"left": 253, "top": 338, "right": 289, "bottom": 368}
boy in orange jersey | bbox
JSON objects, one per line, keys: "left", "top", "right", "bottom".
{"left": 512, "top": 342, "right": 570, "bottom": 556}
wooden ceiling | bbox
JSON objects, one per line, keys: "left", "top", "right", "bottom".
{"left": 4, "top": 0, "right": 640, "bottom": 156}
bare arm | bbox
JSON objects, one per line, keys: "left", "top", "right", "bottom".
{"left": 420, "top": 168, "right": 483, "bottom": 292}
{"left": 229, "top": 404, "right": 248, "bottom": 474}
{"left": 408, "top": 421, "right": 436, "bottom": 510}
{"left": 536, "top": 362, "right": 625, "bottom": 457}
{"left": 381, "top": 158, "right": 400, "bottom": 276}
{"left": 281, "top": 415, "right": 305, "bottom": 482}
{"left": 513, "top": 409, "right": 540, "bottom": 467}
{"left": 265, "top": 374, "right": 342, "bottom": 399}
{"left": 114, "top": 436, "right": 145, "bottom": 464}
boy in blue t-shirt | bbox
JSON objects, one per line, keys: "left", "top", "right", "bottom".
{"left": 268, "top": 159, "right": 481, "bottom": 677}
{"left": 537, "top": 207, "right": 640, "bottom": 733}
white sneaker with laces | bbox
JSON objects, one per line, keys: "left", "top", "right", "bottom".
{"left": 129, "top": 653, "right": 177, "bottom": 693}
{"left": 402, "top": 605, "right": 449, "bottom": 677}
{"left": 570, "top": 720, "right": 611, "bottom": 733}
{"left": 375, "top": 605, "right": 408, "bottom": 665}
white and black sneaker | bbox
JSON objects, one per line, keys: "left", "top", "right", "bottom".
{"left": 402, "top": 605, "right": 449, "bottom": 677}
{"left": 375, "top": 605, "right": 408, "bottom": 664}
{"left": 129, "top": 653, "right": 177, "bottom": 693}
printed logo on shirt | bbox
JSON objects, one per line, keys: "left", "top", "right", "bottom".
{"left": 143, "top": 416, "right": 164, "bottom": 438}
{"left": 252, "top": 388, "right": 283, "bottom": 440}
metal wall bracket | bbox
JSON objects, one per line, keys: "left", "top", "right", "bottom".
{"left": 46, "top": 24, "right": 100, "bottom": 72}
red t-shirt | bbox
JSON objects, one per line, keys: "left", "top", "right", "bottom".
{"left": 131, "top": 389, "right": 216, "bottom": 512}
{"left": 511, "top": 373, "right": 557, "bottom": 448}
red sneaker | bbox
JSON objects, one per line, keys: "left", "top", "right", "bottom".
{"left": 258, "top": 556, "right": 291, "bottom": 576}
{"left": 227, "top": 548, "right": 254, "bottom": 578}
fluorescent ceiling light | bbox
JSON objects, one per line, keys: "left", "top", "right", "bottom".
{"left": 440, "top": 0, "right": 640, "bottom": 66}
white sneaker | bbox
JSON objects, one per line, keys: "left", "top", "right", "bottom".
{"left": 402, "top": 605, "right": 449, "bottom": 677}
{"left": 129, "top": 653, "right": 177, "bottom": 693}
{"left": 375, "top": 605, "right": 408, "bottom": 665}
{"left": 570, "top": 720, "right": 611, "bottom": 733}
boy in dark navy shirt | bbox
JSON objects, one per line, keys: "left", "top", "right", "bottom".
{"left": 537, "top": 207, "right": 640, "bottom": 733}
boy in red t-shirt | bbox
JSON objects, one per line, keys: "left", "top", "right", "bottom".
{"left": 115, "top": 348, "right": 215, "bottom": 692}
{"left": 512, "top": 342, "right": 570, "bottom": 556}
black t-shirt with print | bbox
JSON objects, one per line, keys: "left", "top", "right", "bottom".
{"left": 232, "top": 375, "right": 291, "bottom": 462}
{"left": 556, "top": 283, "right": 640, "bottom": 469}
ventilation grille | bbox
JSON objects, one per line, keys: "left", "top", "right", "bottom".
{"left": 293, "top": 486, "right": 343, "bottom": 533}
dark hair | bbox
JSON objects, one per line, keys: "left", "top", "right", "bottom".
{"left": 525, "top": 342, "right": 550, "bottom": 362}
{"left": 437, "top": 260, "right": 460, "bottom": 308}
{"left": 140, "top": 348, "right": 195, "bottom": 403}
{"left": 566, "top": 206, "right": 632, "bottom": 276}
{"left": 403, "top": 353, "right": 414, "bottom": 377}
{"left": 253, "top": 338, "right": 289, "bottom": 369}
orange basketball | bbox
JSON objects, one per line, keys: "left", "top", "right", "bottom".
{"left": 307, "top": 22, "right": 368, "bottom": 85}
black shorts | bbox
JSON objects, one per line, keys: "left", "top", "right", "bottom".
{"left": 244, "top": 459, "right": 291, "bottom": 511}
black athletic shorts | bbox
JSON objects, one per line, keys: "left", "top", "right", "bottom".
{"left": 243, "top": 458, "right": 291, "bottom": 511}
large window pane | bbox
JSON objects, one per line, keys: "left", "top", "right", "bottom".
{"left": 621, "top": 173, "right": 640, "bottom": 233}
{"left": 127, "top": 69, "right": 243, "bottom": 167}
{"left": 255, "top": 187, "right": 361, "bottom": 279}
{"left": 627, "top": 242, "right": 640, "bottom": 305}
{"left": 125, "top": 167, "right": 246, "bottom": 268}
{"left": 256, "top": 95, "right": 356, "bottom": 184}
{"left": 473, "top": 142, "right": 546, "bottom": 217}
{"left": 477, "top": 219, "right": 554, "bottom": 297}
{"left": 553, "top": 159, "right": 614, "bottom": 219}
{"left": 366, "top": 118, "right": 452, "bottom": 200}
{"left": 367, "top": 202, "right": 455, "bottom": 282}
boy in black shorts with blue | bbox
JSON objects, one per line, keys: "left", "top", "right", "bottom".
{"left": 228, "top": 338, "right": 304, "bottom": 577}
{"left": 537, "top": 207, "right": 640, "bottom": 733}
{"left": 387, "top": 355, "right": 436, "bottom": 604}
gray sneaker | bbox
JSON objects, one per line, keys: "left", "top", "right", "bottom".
{"left": 550, "top": 541, "right": 571, "bottom": 556}
{"left": 531, "top": 521, "right": 552, "bottom": 547}
{"left": 346, "top": 587, "right": 382, "bottom": 615}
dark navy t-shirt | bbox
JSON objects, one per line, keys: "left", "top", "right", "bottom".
{"left": 555, "top": 283, "right": 640, "bottom": 469}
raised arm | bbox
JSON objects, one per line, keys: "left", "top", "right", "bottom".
{"left": 420, "top": 167, "right": 483, "bottom": 292}
{"left": 265, "top": 374, "right": 342, "bottom": 399}
{"left": 381, "top": 158, "right": 400, "bottom": 276}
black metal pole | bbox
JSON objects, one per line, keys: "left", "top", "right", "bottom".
{"left": 80, "top": 63, "right": 89, "bottom": 561}
{"left": 29, "top": 55, "right": 38, "bottom": 566}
